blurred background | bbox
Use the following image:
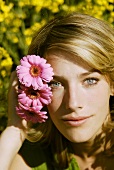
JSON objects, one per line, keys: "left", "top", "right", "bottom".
{"left": 0, "top": 0, "right": 114, "bottom": 133}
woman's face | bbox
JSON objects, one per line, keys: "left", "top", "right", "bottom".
{"left": 46, "top": 52, "right": 112, "bottom": 143}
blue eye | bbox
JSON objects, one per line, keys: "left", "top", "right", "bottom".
{"left": 49, "top": 81, "right": 62, "bottom": 88}
{"left": 84, "top": 78, "right": 99, "bottom": 86}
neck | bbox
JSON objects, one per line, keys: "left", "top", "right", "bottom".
{"left": 70, "top": 132, "right": 106, "bottom": 159}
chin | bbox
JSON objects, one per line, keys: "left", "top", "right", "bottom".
{"left": 66, "top": 134, "right": 95, "bottom": 143}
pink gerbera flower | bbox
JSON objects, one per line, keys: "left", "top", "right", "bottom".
{"left": 16, "top": 55, "right": 54, "bottom": 90}
{"left": 18, "top": 84, "right": 52, "bottom": 109}
{"left": 16, "top": 55, "right": 54, "bottom": 123}
{"left": 16, "top": 105, "right": 48, "bottom": 123}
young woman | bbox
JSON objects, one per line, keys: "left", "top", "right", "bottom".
{"left": 0, "top": 13, "right": 114, "bottom": 170}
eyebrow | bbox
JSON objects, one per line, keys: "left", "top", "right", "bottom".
{"left": 79, "top": 69, "right": 101, "bottom": 77}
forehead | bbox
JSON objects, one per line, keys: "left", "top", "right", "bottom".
{"left": 45, "top": 49, "right": 93, "bottom": 71}
{"left": 45, "top": 54, "right": 100, "bottom": 82}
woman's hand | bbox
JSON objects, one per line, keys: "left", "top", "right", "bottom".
{"left": 8, "top": 71, "right": 27, "bottom": 129}
{"left": 7, "top": 71, "right": 27, "bottom": 141}
{"left": 0, "top": 71, "right": 27, "bottom": 169}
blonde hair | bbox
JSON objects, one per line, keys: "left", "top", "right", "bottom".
{"left": 27, "top": 13, "right": 114, "bottom": 168}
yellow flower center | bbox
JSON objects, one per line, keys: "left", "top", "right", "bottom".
{"left": 30, "top": 65, "right": 41, "bottom": 77}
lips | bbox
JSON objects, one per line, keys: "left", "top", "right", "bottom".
{"left": 61, "top": 116, "right": 91, "bottom": 127}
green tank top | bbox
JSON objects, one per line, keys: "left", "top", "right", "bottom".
{"left": 31, "top": 144, "right": 80, "bottom": 170}
{"left": 19, "top": 140, "right": 80, "bottom": 170}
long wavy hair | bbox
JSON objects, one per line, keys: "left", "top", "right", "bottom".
{"left": 26, "top": 13, "right": 114, "bottom": 168}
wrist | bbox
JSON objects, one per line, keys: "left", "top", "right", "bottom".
{"left": 0, "top": 126, "right": 25, "bottom": 169}
{"left": 0, "top": 126, "right": 25, "bottom": 151}
{"left": 7, "top": 125, "right": 26, "bottom": 143}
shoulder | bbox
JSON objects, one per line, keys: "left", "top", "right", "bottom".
{"left": 9, "top": 153, "right": 31, "bottom": 170}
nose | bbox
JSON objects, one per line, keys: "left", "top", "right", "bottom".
{"left": 65, "top": 84, "right": 83, "bottom": 111}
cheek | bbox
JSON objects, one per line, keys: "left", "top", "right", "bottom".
{"left": 48, "top": 90, "right": 64, "bottom": 114}
{"left": 87, "top": 83, "right": 110, "bottom": 103}
{"left": 86, "top": 86, "right": 110, "bottom": 115}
